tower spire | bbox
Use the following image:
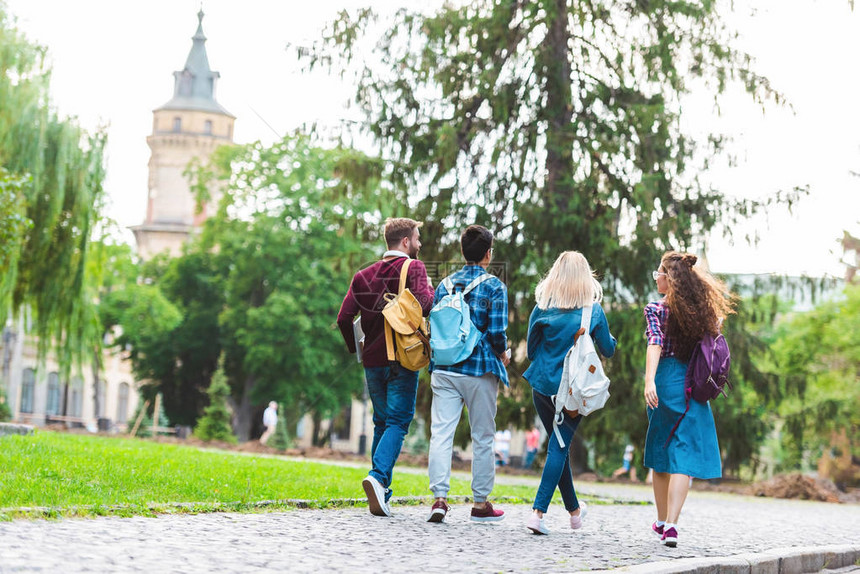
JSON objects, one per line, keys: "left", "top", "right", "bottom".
{"left": 193, "top": 8, "right": 206, "bottom": 41}
{"left": 156, "top": 9, "right": 233, "bottom": 116}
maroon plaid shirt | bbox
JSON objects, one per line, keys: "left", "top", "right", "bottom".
{"left": 644, "top": 300, "right": 675, "bottom": 358}
{"left": 337, "top": 257, "right": 435, "bottom": 368}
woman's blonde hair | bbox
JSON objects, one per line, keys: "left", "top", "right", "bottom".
{"left": 535, "top": 251, "right": 603, "bottom": 310}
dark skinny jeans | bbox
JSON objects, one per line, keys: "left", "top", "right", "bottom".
{"left": 532, "top": 389, "right": 582, "bottom": 514}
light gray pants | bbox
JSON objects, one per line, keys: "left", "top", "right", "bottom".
{"left": 428, "top": 371, "right": 499, "bottom": 502}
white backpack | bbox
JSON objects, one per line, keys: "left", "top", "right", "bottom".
{"left": 552, "top": 304, "right": 610, "bottom": 448}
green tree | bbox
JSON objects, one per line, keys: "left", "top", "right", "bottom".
{"left": 95, "top": 240, "right": 185, "bottom": 424}
{"left": 104, "top": 250, "right": 221, "bottom": 427}
{"left": 710, "top": 290, "right": 781, "bottom": 478}
{"left": 0, "top": 7, "right": 107, "bottom": 367}
{"left": 0, "top": 168, "right": 31, "bottom": 306}
{"left": 301, "top": 1, "right": 800, "bottom": 467}
{"left": 197, "top": 135, "right": 398, "bottom": 442}
{"left": 194, "top": 360, "right": 237, "bottom": 444}
{"left": 0, "top": 381, "right": 11, "bottom": 422}
{"left": 770, "top": 285, "right": 860, "bottom": 476}
{"left": 267, "top": 410, "right": 291, "bottom": 450}
{"left": 122, "top": 135, "right": 398, "bottom": 440}
{"left": 301, "top": 1, "right": 797, "bottom": 303}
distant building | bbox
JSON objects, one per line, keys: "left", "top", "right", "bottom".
{"left": 0, "top": 11, "right": 237, "bottom": 432}
{"left": 125, "top": 11, "right": 370, "bottom": 451}
{"left": 131, "top": 10, "right": 235, "bottom": 260}
{"left": 1, "top": 317, "right": 138, "bottom": 430}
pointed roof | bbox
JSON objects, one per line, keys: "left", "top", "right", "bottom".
{"left": 156, "top": 9, "right": 234, "bottom": 117}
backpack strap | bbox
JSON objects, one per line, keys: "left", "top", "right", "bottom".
{"left": 462, "top": 273, "right": 493, "bottom": 295}
{"left": 443, "top": 273, "right": 492, "bottom": 297}
{"left": 665, "top": 336, "right": 703, "bottom": 447}
{"left": 553, "top": 347, "right": 574, "bottom": 449}
{"left": 664, "top": 389, "right": 692, "bottom": 448}
{"left": 385, "top": 258, "right": 413, "bottom": 362}
{"left": 398, "top": 259, "right": 413, "bottom": 293}
{"left": 580, "top": 304, "right": 593, "bottom": 333}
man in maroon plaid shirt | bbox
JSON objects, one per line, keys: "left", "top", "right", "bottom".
{"left": 337, "top": 218, "right": 435, "bottom": 517}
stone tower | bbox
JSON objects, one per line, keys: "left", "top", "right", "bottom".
{"left": 132, "top": 10, "right": 235, "bottom": 260}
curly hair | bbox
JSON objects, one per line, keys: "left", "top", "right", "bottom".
{"left": 661, "top": 251, "right": 736, "bottom": 362}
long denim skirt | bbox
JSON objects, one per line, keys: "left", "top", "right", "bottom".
{"left": 644, "top": 357, "right": 722, "bottom": 479}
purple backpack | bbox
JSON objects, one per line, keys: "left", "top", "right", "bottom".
{"left": 686, "top": 332, "right": 732, "bottom": 402}
{"left": 665, "top": 332, "right": 731, "bottom": 446}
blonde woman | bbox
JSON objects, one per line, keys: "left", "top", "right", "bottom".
{"left": 524, "top": 252, "right": 617, "bottom": 535}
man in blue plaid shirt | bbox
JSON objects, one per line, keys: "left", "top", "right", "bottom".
{"left": 426, "top": 225, "right": 511, "bottom": 524}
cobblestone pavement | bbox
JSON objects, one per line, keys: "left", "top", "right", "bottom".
{"left": 1, "top": 485, "right": 858, "bottom": 573}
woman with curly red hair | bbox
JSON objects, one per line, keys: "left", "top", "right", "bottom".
{"left": 643, "top": 251, "right": 735, "bottom": 547}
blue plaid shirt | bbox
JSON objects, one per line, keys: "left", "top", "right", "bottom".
{"left": 430, "top": 265, "right": 509, "bottom": 386}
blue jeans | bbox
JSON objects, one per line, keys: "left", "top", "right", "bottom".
{"left": 532, "top": 389, "right": 582, "bottom": 514}
{"left": 365, "top": 364, "right": 419, "bottom": 500}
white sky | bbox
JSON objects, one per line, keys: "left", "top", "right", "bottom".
{"left": 5, "top": 0, "right": 859, "bottom": 278}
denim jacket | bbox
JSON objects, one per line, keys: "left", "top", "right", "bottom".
{"left": 523, "top": 303, "right": 617, "bottom": 397}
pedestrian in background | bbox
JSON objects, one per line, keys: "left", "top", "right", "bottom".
{"left": 522, "top": 426, "right": 541, "bottom": 469}
{"left": 643, "top": 251, "right": 735, "bottom": 547}
{"left": 494, "top": 428, "right": 512, "bottom": 466}
{"left": 611, "top": 444, "right": 638, "bottom": 481}
{"left": 522, "top": 251, "right": 617, "bottom": 535}
{"left": 259, "top": 401, "right": 278, "bottom": 446}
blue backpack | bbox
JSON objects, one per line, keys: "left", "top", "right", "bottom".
{"left": 429, "top": 274, "right": 493, "bottom": 366}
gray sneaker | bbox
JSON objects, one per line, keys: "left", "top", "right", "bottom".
{"left": 362, "top": 475, "right": 391, "bottom": 517}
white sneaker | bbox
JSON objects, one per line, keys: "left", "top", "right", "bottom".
{"left": 526, "top": 513, "right": 550, "bottom": 535}
{"left": 570, "top": 502, "right": 588, "bottom": 530}
{"left": 362, "top": 475, "right": 391, "bottom": 517}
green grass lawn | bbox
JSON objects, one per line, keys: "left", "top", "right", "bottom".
{"left": 0, "top": 431, "right": 547, "bottom": 519}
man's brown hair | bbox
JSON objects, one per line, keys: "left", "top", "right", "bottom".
{"left": 384, "top": 217, "right": 422, "bottom": 248}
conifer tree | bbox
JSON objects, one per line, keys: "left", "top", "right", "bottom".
{"left": 267, "top": 410, "right": 290, "bottom": 451}
{"left": 0, "top": 383, "right": 11, "bottom": 422}
{"left": 300, "top": 1, "right": 804, "bottom": 469}
{"left": 152, "top": 394, "right": 171, "bottom": 435}
{"left": 194, "top": 359, "right": 237, "bottom": 444}
{"left": 129, "top": 397, "right": 153, "bottom": 438}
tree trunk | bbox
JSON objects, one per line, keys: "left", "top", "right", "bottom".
{"left": 231, "top": 282, "right": 266, "bottom": 443}
{"left": 541, "top": 0, "right": 575, "bottom": 209}
{"left": 568, "top": 433, "right": 591, "bottom": 475}
{"left": 234, "top": 374, "right": 256, "bottom": 442}
{"left": 91, "top": 347, "right": 102, "bottom": 421}
{"left": 311, "top": 411, "right": 329, "bottom": 447}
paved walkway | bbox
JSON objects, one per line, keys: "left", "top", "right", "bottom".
{"left": 1, "top": 478, "right": 858, "bottom": 573}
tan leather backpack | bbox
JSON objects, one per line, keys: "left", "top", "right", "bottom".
{"left": 382, "top": 259, "right": 431, "bottom": 371}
